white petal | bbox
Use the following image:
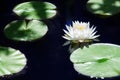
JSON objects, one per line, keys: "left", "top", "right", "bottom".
{"left": 66, "top": 25, "right": 71, "bottom": 32}
{"left": 63, "top": 29, "right": 72, "bottom": 37}
{"left": 62, "top": 36, "right": 71, "bottom": 40}
{"left": 90, "top": 26, "right": 96, "bottom": 34}
{"left": 62, "top": 21, "right": 99, "bottom": 42}
{"left": 87, "top": 22, "right": 90, "bottom": 28}
{"left": 69, "top": 26, "right": 74, "bottom": 36}
{"left": 90, "top": 31, "right": 97, "bottom": 37}
{"left": 92, "top": 35, "right": 100, "bottom": 39}
{"left": 72, "top": 21, "right": 76, "bottom": 27}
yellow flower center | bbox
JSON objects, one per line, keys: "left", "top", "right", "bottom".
{"left": 76, "top": 25, "right": 86, "bottom": 30}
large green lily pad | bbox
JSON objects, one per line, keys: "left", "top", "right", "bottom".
{"left": 4, "top": 20, "right": 48, "bottom": 41}
{"left": 86, "top": 0, "right": 120, "bottom": 16}
{"left": 13, "top": 1, "right": 57, "bottom": 20}
{"left": 0, "top": 46, "right": 27, "bottom": 76}
{"left": 70, "top": 43, "right": 120, "bottom": 78}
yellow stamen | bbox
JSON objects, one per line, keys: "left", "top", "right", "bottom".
{"left": 76, "top": 26, "right": 86, "bottom": 30}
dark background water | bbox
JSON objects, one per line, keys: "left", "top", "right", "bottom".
{"left": 0, "top": 0, "right": 120, "bottom": 80}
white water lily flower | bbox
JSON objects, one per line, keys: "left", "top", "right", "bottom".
{"left": 62, "top": 21, "right": 100, "bottom": 43}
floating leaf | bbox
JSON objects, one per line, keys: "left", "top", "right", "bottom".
{"left": 13, "top": 1, "right": 57, "bottom": 20}
{"left": 0, "top": 46, "right": 27, "bottom": 76}
{"left": 70, "top": 43, "right": 120, "bottom": 78}
{"left": 4, "top": 20, "right": 48, "bottom": 41}
{"left": 86, "top": 0, "right": 120, "bottom": 17}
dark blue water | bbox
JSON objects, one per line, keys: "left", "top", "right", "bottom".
{"left": 0, "top": 0, "right": 120, "bottom": 80}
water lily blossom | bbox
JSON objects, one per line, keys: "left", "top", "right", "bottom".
{"left": 62, "top": 21, "right": 100, "bottom": 43}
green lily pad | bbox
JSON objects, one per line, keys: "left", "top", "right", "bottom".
{"left": 70, "top": 43, "right": 120, "bottom": 78}
{"left": 86, "top": 0, "right": 120, "bottom": 17}
{"left": 4, "top": 20, "right": 48, "bottom": 41}
{"left": 0, "top": 46, "right": 27, "bottom": 76}
{"left": 13, "top": 1, "right": 57, "bottom": 20}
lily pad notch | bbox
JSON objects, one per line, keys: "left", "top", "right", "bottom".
{"left": 13, "top": 1, "right": 57, "bottom": 20}
{"left": 4, "top": 1, "right": 57, "bottom": 41}
{"left": 70, "top": 43, "right": 120, "bottom": 79}
{"left": 4, "top": 20, "right": 48, "bottom": 41}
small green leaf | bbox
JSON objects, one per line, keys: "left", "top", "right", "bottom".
{"left": 0, "top": 46, "right": 27, "bottom": 76}
{"left": 70, "top": 43, "right": 120, "bottom": 78}
{"left": 4, "top": 20, "right": 48, "bottom": 41}
{"left": 86, "top": 0, "right": 120, "bottom": 17}
{"left": 13, "top": 1, "right": 57, "bottom": 20}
